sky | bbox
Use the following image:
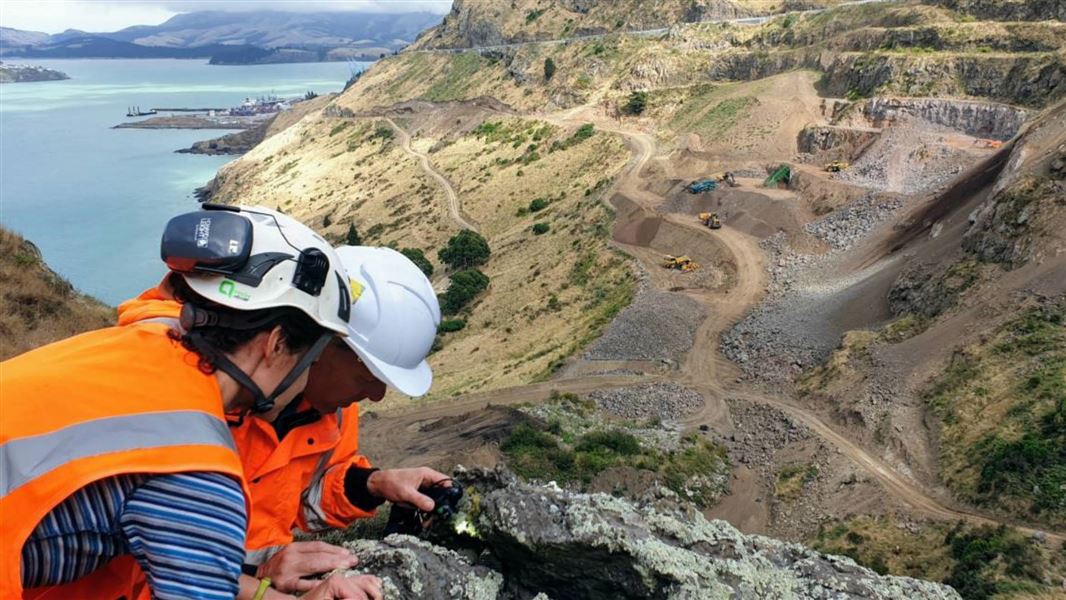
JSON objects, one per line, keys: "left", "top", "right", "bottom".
{"left": 0, "top": 0, "right": 452, "bottom": 33}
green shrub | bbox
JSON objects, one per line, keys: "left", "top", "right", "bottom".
{"left": 544, "top": 57, "right": 556, "bottom": 81}
{"left": 438, "top": 230, "right": 490, "bottom": 269}
{"left": 529, "top": 198, "right": 549, "bottom": 212}
{"left": 400, "top": 247, "right": 433, "bottom": 277}
{"left": 372, "top": 125, "right": 394, "bottom": 141}
{"left": 525, "top": 8, "right": 545, "bottom": 23}
{"left": 345, "top": 223, "right": 361, "bottom": 245}
{"left": 439, "top": 269, "right": 489, "bottom": 315}
{"left": 576, "top": 430, "right": 642, "bottom": 456}
{"left": 622, "top": 91, "right": 648, "bottom": 115}
{"left": 439, "top": 318, "right": 466, "bottom": 333}
{"left": 532, "top": 222, "right": 550, "bottom": 235}
{"left": 329, "top": 121, "right": 351, "bottom": 137}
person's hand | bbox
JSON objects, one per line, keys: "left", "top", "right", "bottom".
{"left": 300, "top": 574, "right": 383, "bottom": 600}
{"left": 256, "top": 541, "right": 360, "bottom": 594}
{"left": 366, "top": 467, "right": 450, "bottom": 511}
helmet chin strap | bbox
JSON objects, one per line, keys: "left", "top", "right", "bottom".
{"left": 188, "top": 332, "right": 333, "bottom": 414}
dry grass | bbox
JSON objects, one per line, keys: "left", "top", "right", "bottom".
{"left": 0, "top": 228, "right": 112, "bottom": 360}
{"left": 209, "top": 104, "right": 633, "bottom": 402}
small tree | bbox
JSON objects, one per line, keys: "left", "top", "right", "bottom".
{"left": 532, "top": 222, "right": 550, "bottom": 235}
{"left": 439, "top": 269, "right": 490, "bottom": 315}
{"left": 544, "top": 57, "right": 557, "bottom": 81}
{"left": 622, "top": 90, "right": 648, "bottom": 115}
{"left": 438, "top": 230, "right": 490, "bottom": 270}
{"left": 400, "top": 247, "right": 434, "bottom": 277}
{"left": 323, "top": 214, "right": 332, "bottom": 227}
{"left": 346, "top": 223, "right": 361, "bottom": 246}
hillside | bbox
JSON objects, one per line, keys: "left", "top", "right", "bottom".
{"left": 0, "top": 228, "right": 111, "bottom": 360}
{"left": 11, "top": 0, "right": 1066, "bottom": 596}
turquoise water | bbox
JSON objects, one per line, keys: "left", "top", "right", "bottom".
{"left": 0, "top": 59, "right": 364, "bottom": 305}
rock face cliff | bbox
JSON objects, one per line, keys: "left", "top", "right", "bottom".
{"left": 410, "top": 0, "right": 754, "bottom": 50}
{"left": 929, "top": 0, "right": 1066, "bottom": 21}
{"left": 341, "top": 468, "right": 961, "bottom": 599}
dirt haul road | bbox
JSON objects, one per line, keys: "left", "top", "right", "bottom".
{"left": 385, "top": 117, "right": 480, "bottom": 233}
{"left": 363, "top": 105, "right": 1064, "bottom": 547}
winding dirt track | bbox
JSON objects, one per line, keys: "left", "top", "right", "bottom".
{"left": 385, "top": 117, "right": 480, "bottom": 232}
{"left": 368, "top": 106, "right": 1064, "bottom": 546}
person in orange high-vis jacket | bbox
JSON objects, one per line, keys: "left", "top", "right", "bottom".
{"left": 110, "top": 244, "right": 447, "bottom": 600}
{"left": 5, "top": 205, "right": 379, "bottom": 600}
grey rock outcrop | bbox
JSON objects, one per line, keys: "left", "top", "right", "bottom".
{"left": 928, "top": 0, "right": 1066, "bottom": 22}
{"left": 862, "top": 97, "right": 1027, "bottom": 141}
{"left": 345, "top": 468, "right": 960, "bottom": 599}
{"left": 343, "top": 536, "right": 503, "bottom": 599}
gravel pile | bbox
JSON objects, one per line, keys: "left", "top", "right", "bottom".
{"left": 589, "top": 382, "right": 705, "bottom": 422}
{"left": 585, "top": 277, "right": 706, "bottom": 362}
{"left": 837, "top": 117, "right": 975, "bottom": 195}
{"left": 723, "top": 398, "right": 812, "bottom": 467}
{"left": 722, "top": 180, "right": 907, "bottom": 383}
{"left": 804, "top": 193, "right": 903, "bottom": 250}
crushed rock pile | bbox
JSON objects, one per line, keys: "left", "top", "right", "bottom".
{"left": 584, "top": 287, "right": 705, "bottom": 363}
{"left": 588, "top": 382, "right": 704, "bottom": 422}
{"left": 341, "top": 467, "right": 961, "bottom": 599}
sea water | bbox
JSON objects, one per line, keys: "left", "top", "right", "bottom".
{"left": 0, "top": 58, "right": 365, "bottom": 305}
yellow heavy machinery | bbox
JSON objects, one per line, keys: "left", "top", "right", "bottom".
{"left": 824, "top": 161, "right": 849, "bottom": 172}
{"left": 662, "top": 255, "right": 700, "bottom": 272}
{"left": 698, "top": 212, "right": 722, "bottom": 229}
{"left": 974, "top": 138, "right": 1003, "bottom": 149}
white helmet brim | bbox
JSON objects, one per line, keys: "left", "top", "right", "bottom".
{"left": 344, "top": 337, "right": 434, "bottom": 397}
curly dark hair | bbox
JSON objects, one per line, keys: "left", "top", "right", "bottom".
{"left": 168, "top": 274, "right": 326, "bottom": 374}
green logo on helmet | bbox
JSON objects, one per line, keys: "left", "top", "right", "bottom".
{"left": 218, "top": 279, "right": 250, "bottom": 301}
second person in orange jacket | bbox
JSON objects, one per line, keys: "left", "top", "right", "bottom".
{"left": 119, "top": 245, "right": 447, "bottom": 600}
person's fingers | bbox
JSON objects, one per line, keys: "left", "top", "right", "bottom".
{"left": 293, "top": 551, "right": 360, "bottom": 575}
{"left": 351, "top": 575, "right": 383, "bottom": 600}
{"left": 294, "top": 541, "right": 352, "bottom": 556}
{"left": 406, "top": 488, "right": 436, "bottom": 512}
{"left": 420, "top": 467, "right": 450, "bottom": 486}
{"left": 289, "top": 578, "right": 320, "bottom": 593}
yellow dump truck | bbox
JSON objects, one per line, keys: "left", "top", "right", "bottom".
{"left": 662, "top": 255, "right": 700, "bottom": 272}
{"left": 698, "top": 212, "right": 722, "bottom": 229}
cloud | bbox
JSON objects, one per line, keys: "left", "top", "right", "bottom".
{"left": 0, "top": 0, "right": 452, "bottom": 34}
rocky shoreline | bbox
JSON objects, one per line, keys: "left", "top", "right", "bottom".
{"left": 113, "top": 114, "right": 266, "bottom": 130}
{"left": 0, "top": 63, "right": 68, "bottom": 83}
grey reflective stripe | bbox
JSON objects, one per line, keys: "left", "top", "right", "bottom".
{"left": 244, "top": 545, "right": 285, "bottom": 567}
{"left": 0, "top": 410, "right": 237, "bottom": 498}
{"left": 133, "top": 316, "right": 184, "bottom": 333}
{"left": 299, "top": 408, "right": 345, "bottom": 531}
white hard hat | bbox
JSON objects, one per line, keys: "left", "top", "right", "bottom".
{"left": 163, "top": 205, "right": 351, "bottom": 335}
{"left": 335, "top": 246, "right": 441, "bottom": 397}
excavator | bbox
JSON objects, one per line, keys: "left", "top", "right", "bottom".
{"left": 824, "top": 161, "right": 849, "bottom": 172}
{"left": 715, "top": 172, "right": 738, "bottom": 187}
{"left": 698, "top": 212, "right": 722, "bottom": 229}
{"left": 662, "top": 255, "right": 700, "bottom": 272}
{"left": 973, "top": 138, "right": 1003, "bottom": 149}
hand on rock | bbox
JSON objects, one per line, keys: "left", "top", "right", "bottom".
{"left": 300, "top": 573, "right": 383, "bottom": 600}
{"left": 256, "top": 541, "right": 360, "bottom": 593}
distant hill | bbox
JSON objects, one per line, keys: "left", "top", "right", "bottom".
{"left": 0, "top": 10, "right": 443, "bottom": 63}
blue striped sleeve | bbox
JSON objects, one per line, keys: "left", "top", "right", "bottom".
{"left": 119, "top": 472, "right": 247, "bottom": 600}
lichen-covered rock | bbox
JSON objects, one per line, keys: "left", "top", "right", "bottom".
{"left": 463, "top": 468, "right": 960, "bottom": 599}
{"left": 343, "top": 535, "right": 503, "bottom": 599}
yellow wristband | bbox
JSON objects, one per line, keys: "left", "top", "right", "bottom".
{"left": 253, "top": 577, "right": 272, "bottom": 600}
